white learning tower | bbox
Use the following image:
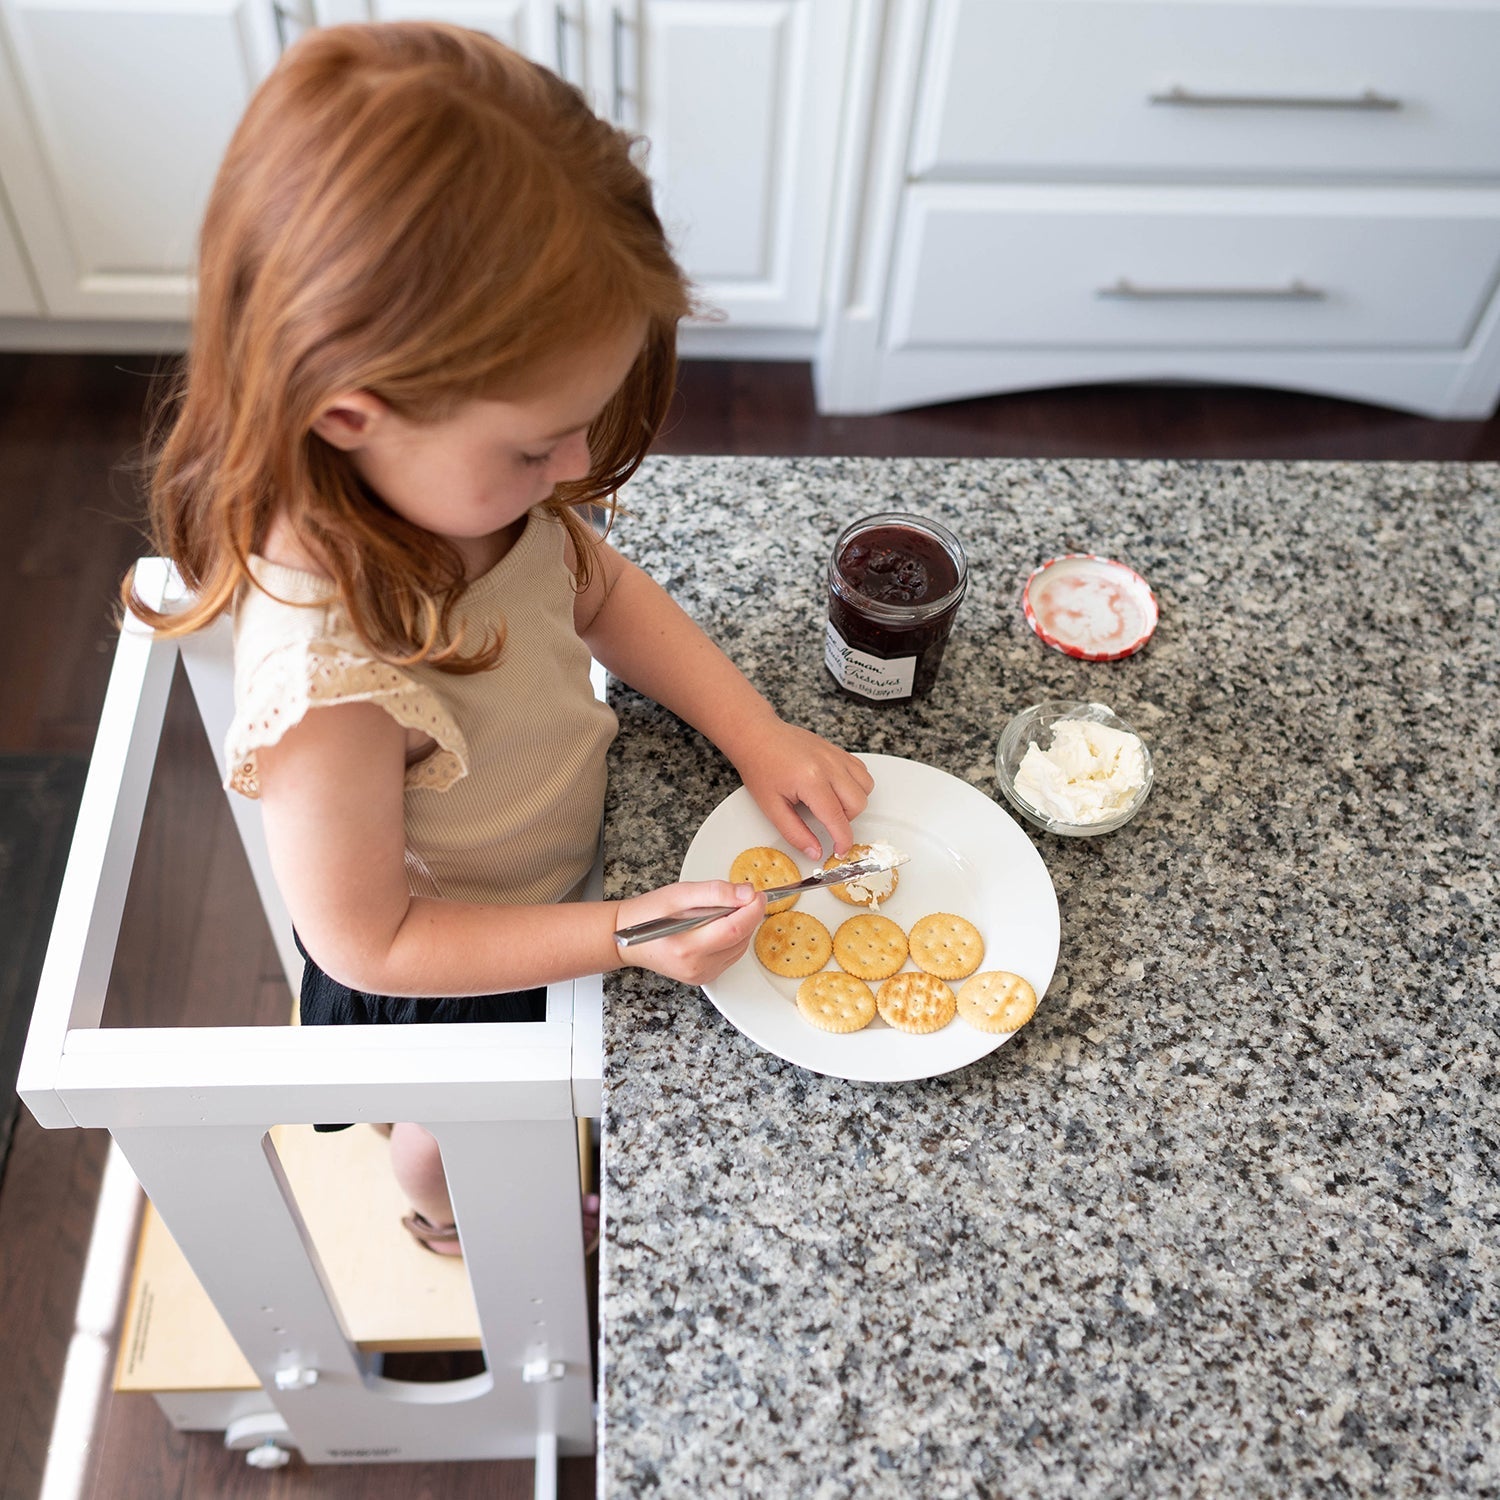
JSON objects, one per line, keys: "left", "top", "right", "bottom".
{"left": 20, "top": 558, "right": 602, "bottom": 1498}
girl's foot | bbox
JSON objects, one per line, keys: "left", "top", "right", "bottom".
{"left": 402, "top": 1196, "right": 600, "bottom": 1259}
{"left": 583, "top": 1193, "right": 600, "bottom": 1257}
{"left": 402, "top": 1210, "right": 463, "bottom": 1257}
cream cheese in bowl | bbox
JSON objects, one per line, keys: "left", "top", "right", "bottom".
{"left": 1014, "top": 718, "right": 1147, "bottom": 824}
{"left": 996, "top": 700, "right": 1153, "bottom": 836}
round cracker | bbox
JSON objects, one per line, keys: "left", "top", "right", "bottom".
{"left": 796, "top": 971, "right": 877, "bottom": 1034}
{"left": 824, "top": 843, "right": 900, "bottom": 908}
{"left": 956, "top": 971, "right": 1038, "bottom": 1033}
{"left": 875, "top": 971, "right": 957, "bottom": 1035}
{"left": 908, "top": 912, "right": 985, "bottom": 980}
{"left": 730, "top": 845, "right": 801, "bottom": 915}
{"left": 832, "top": 913, "right": 908, "bottom": 981}
{"left": 753, "top": 910, "right": 833, "bottom": 978}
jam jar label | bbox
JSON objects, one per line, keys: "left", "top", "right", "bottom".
{"left": 824, "top": 622, "right": 916, "bottom": 701}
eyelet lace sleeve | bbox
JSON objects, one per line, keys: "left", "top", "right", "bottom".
{"left": 225, "top": 638, "right": 469, "bottom": 798}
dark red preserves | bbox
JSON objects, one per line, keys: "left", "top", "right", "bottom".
{"left": 825, "top": 513, "right": 967, "bottom": 703}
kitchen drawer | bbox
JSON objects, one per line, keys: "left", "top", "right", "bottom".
{"left": 0, "top": 189, "right": 39, "bottom": 315}
{"left": 911, "top": 0, "right": 1500, "bottom": 181}
{"left": 886, "top": 184, "right": 1500, "bottom": 350}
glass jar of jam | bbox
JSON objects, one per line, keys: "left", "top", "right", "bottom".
{"left": 825, "top": 512, "right": 968, "bottom": 703}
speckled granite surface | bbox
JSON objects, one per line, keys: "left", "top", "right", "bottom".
{"left": 597, "top": 458, "right": 1498, "bottom": 1499}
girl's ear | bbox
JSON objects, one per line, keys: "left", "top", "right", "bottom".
{"left": 311, "top": 391, "right": 389, "bottom": 451}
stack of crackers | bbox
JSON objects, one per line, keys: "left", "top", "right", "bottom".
{"left": 730, "top": 844, "right": 1039, "bottom": 1039}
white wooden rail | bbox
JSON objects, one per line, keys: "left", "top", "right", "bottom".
{"left": 18, "top": 560, "right": 601, "bottom": 1487}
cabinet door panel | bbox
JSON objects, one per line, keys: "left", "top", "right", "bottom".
{"left": 0, "top": 188, "right": 39, "bottom": 314}
{"left": 361, "top": 0, "right": 559, "bottom": 67}
{"left": 0, "top": 0, "right": 280, "bottom": 318}
{"left": 888, "top": 184, "right": 1500, "bottom": 351}
{"left": 641, "top": 1, "right": 782, "bottom": 283}
{"left": 912, "top": 0, "right": 1500, "bottom": 181}
{"left": 639, "top": 0, "right": 850, "bottom": 329}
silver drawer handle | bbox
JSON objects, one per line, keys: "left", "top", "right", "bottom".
{"left": 1149, "top": 84, "right": 1401, "bottom": 111}
{"left": 1099, "top": 277, "right": 1327, "bottom": 301}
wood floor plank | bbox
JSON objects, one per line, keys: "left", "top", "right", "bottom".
{"left": 85, "top": 1397, "right": 595, "bottom": 1500}
{"left": 662, "top": 360, "right": 1500, "bottom": 461}
{"left": 0, "top": 1115, "right": 109, "bottom": 1500}
{"left": 83, "top": 1396, "right": 192, "bottom": 1500}
{"left": 103, "top": 673, "right": 224, "bottom": 1033}
{"left": 104, "top": 668, "right": 284, "bottom": 1032}
{"left": 0, "top": 356, "right": 156, "bottom": 756}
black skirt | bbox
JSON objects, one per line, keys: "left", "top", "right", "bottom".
{"left": 295, "top": 933, "right": 547, "bottom": 1132}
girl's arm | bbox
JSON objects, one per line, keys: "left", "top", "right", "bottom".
{"left": 575, "top": 538, "right": 872, "bottom": 860}
{"left": 255, "top": 700, "right": 764, "bottom": 997}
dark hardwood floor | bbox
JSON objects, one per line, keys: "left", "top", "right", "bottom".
{"left": 656, "top": 360, "right": 1500, "bottom": 461}
{"left": 1, "top": 351, "right": 1497, "bottom": 1500}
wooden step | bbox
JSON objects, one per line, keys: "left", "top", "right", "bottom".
{"left": 115, "top": 1121, "right": 486, "bottom": 1394}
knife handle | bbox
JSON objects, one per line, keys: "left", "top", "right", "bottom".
{"left": 614, "top": 905, "right": 739, "bottom": 948}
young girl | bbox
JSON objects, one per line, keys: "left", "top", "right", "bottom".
{"left": 127, "top": 21, "right": 872, "bottom": 1255}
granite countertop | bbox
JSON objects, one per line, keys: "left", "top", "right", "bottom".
{"left": 597, "top": 457, "right": 1498, "bottom": 1499}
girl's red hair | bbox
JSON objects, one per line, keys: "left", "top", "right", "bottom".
{"left": 127, "top": 21, "right": 692, "bottom": 669}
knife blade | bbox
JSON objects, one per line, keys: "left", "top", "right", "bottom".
{"left": 614, "top": 850, "right": 908, "bottom": 948}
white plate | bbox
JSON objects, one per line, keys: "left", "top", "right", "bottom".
{"left": 679, "top": 753, "right": 1061, "bottom": 1082}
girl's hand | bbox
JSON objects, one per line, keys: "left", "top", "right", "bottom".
{"left": 612, "top": 880, "right": 764, "bottom": 985}
{"left": 578, "top": 558, "right": 873, "bottom": 857}
{"left": 728, "top": 719, "right": 875, "bottom": 861}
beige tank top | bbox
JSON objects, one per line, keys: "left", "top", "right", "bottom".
{"left": 224, "top": 509, "right": 617, "bottom": 907}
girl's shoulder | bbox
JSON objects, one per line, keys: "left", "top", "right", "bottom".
{"left": 259, "top": 514, "right": 333, "bottom": 579}
{"left": 242, "top": 554, "right": 338, "bottom": 608}
{"left": 225, "top": 567, "right": 468, "bottom": 800}
{"left": 235, "top": 519, "right": 345, "bottom": 630}
{"left": 234, "top": 556, "right": 347, "bottom": 671}
{"left": 238, "top": 507, "right": 340, "bottom": 631}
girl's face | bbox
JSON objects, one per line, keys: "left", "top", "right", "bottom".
{"left": 312, "top": 319, "right": 647, "bottom": 568}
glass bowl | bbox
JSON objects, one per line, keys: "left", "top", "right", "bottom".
{"left": 995, "top": 700, "right": 1154, "bottom": 837}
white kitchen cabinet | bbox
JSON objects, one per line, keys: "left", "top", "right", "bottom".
{"left": 816, "top": 0, "right": 1500, "bottom": 418}
{"left": 326, "top": 0, "right": 854, "bottom": 337}
{"left": 0, "top": 0, "right": 283, "bottom": 320}
{"left": 909, "top": 0, "right": 1500, "bottom": 181}
{"left": 0, "top": 188, "right": 40, "bottom": 315}
{"left": 620, "top": 0, "right": 853, "bottom": 333}
{"left": 324, "top": 0, "right": 561, "bottom": 63}
{"left": 888, "top": 185, "right": 1500, "bottom": 351}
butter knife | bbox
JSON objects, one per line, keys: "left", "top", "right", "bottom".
{"left": 614, "top": 851, "right": 909, "bottom": 948}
